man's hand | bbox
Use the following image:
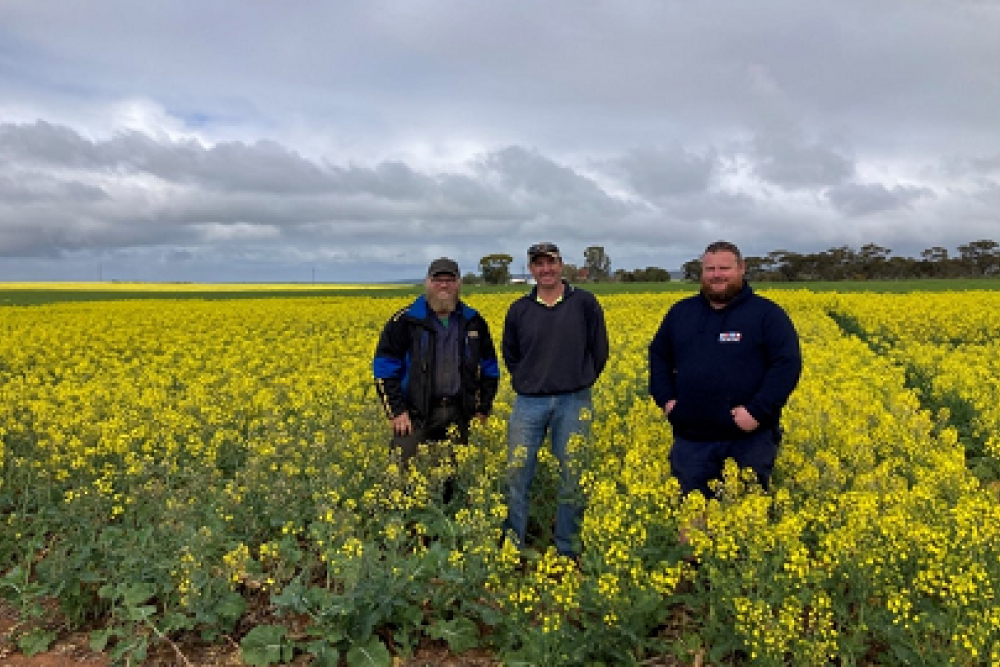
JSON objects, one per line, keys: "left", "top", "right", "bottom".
{"left": 663, "top": 399, "right": 676, "bottom": 416}
{"left": 731, "top": 406, "right": 759, "bottom": 432}
{"left": 473, "top": 413, "right": 488, "bottom": 425}
{"left": 392, "top": 412, "right": 413, "bottom": 436}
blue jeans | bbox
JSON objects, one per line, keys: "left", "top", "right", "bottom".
{"left": 504, "top": 388, "right": 592, "bottom": 557}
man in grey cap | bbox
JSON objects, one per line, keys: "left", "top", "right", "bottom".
{"left": 374, "top": 258, "right": 500, "bottom": 501}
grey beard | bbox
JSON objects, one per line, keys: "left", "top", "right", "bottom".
{"left": 427, "top": 292, "right": 458, "bottom": 314}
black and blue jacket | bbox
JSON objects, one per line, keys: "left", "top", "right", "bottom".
{"left": 648, "top": 284, "right": 801, "bottom": 441}
{"left": 374, "top": 296, "right": 500, "bottom": 422}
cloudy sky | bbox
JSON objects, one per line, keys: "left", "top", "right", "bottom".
{"left": 2, "top": 1, "right": 999, "bottom": 282}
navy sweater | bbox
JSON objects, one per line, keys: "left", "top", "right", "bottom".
{"left": 503, "top": 282, "right": 609, "bottom": 396}
{"left": 648, "top": 284, "right": 801, "bottom": 441}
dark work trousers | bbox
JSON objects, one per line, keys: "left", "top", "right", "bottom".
{"left": 668, "top": 427, "right": 780, "bottom": 498}
{"left": 392, "top": 405, "right": 468, "bottom": 503}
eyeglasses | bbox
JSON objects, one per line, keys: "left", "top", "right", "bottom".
{"left": 430, "top": 275, "right": 458, "bottom": 284}
{"left": 528, "top": 242, "right": 560, "bottom": 256}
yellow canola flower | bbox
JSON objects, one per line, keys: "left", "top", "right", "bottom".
{"left": 3, "top": 289, "right": 1000, "bottom": 665}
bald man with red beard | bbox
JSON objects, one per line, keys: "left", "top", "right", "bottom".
{"left": 649, "top": 240, "right": 802, "bottom": 499}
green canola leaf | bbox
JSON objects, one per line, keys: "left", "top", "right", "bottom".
{"left": 241, "top": 624, "right": 293, "bottom": 666}
{"left": 427, "top": 616, "right": 480, "bottom": 653}
{"left": 17, "top": 629, "right": 57, "bottom": 656}
{"left": 345, "top": 635, "right": 393, "bottom": 667}
{"left": 122, "top": 582, "right": 157, "bottom": 607}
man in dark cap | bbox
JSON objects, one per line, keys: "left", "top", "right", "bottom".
{"left": 374, "top": 258, "right": 500, "bottom": 500}
{"left": 502, "top": 242, "right": 609, "bottom": 560}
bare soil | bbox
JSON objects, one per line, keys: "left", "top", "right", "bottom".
{"left": 0, "top": 601, "right": 503, "bottom": 666}
{"left": 2, "top": 601, "right": 690, "bottom": 666}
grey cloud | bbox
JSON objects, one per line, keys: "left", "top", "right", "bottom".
{"left": 752, "top": 134, "right": 855, "bottom": 190}
{"left": 0, "top": 123, "right": 435, "bottom": 207}
{"left": 4, "top": 2, "right": 1000, "bottom": 154}
{"left": 0, "top": 122, "right": 333, "bottom": 193}
{"left": 115, "top": 136, "right": 334, "bottom": 194}
{"left": 0, "top": 120, "right": 105, "bottom": 167}
{"left": 826, "top": 182, "right": 935, "bottom": 217}
{"left": 972, "top": 181, "right": 1000, "bottom": 206}
{"left": 436, "top": 173, "right": 518, "bottom": 217}
{"left": 660, "top": 190, "right": 762, "bottom": 226}
{"left": 940, "top": 153, "right": 1000, "bottom": 178}
{"left": 4, "top": 0, "right": 1000, "bottom": 287}
{"left": 165, "top": 248, "right": 195, "bottom": 262}
{"left": 477, "top": 146, "right": 629, "bottom": 219}
{"left": 0, "top": 121, "right": 639, "bottom": 267}
{"left": 0, "top": 213, "right": 183, "bottom": 258}
{"left": 331, "top": 161, "right": 438, "bottom": 200}
{"left": 0, "top": 114, "right": 981, "bottom": 281}
{"left": 2, "top": 123, "right": 615, "bottom": 218}
{"left": 0, "top": 172, "right": 107, "bottom": 204}
{"left": 615, "top": 147, "right": 718, "bottom": 200}
{"left": 0, "top": 223, "right": 62, "bottom": 257}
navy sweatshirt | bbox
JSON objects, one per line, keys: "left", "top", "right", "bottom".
{"left": 503, "top": 282, "right": 609, "bottom": 396}
{"left": 648, "top": 284, "right": 801, "bottom": 441}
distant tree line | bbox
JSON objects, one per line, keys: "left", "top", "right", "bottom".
{"left": 472, "top": 246, "right": 669, "bottom": 284}
{"left": 469, "top": 239, "right": 1000, "bottom": 285}
{"left": 681, "top": 240, "right": 1000, "bottom": 282}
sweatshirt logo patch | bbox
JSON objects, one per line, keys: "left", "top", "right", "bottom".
{"left": 719, "top": 331, "right": 742, "bottom": 342}
{"left": 468, "top": 331, "right": 479, "bottom": 338}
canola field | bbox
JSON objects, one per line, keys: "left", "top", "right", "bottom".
{"left": 2, "top": 290, "right": 999, "bottom": 666}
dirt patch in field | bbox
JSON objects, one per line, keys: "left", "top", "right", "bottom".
{"left": 0, "top": 603, "right": 108, "bottom": 666}
{"left": 2, "top": 601, "right": 690, "bottom": 666}
{"left": 0, "top": 601, "right": 507, "bottom": 666}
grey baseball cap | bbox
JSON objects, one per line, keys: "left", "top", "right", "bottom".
{"left": 427, "top": 257, "right": 460, "bottom": 277}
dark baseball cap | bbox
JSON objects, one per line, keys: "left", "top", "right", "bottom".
{"left": 528, "top": 242, "right": 561, "bottom": 260}
{"left": 427, "top": 257, "right": 460, "bottom": 277}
